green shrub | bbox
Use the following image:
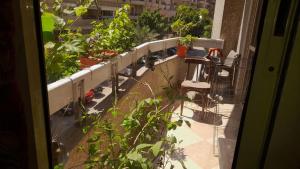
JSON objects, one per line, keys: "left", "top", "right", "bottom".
{"left": 88, "top": 5, "right": 136, "bottom": 53}
{"left": 44, "top": 30, "right": 86, "bottom": 83}
{"left": 81, "top": 81, "right": 190, "bottom": 169}
{"left": 41, "top": 0, "right": 91, "bottom": 83}
{"left": 41, "top": 3, "right": 136, "bottom": 83}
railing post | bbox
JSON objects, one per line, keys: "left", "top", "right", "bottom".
{"left": 163, "top": 41, "right": 167, "bottom": 58}
{"left": 72, "top": 79, "right": 85, "bottom": 121}
{"left": 111, "top": 61, "right": 119, "bottom": 100}
{"left": 132, "top": 49, "right": 138, "bottom": 77}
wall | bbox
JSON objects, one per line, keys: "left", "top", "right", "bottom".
{"left": 220, "top": 0, "right": 245, "bottom": 56}
{"left": 234, "top": 0, "right": 263, "bottom": 101}
{"left": 117, "top": 56, "right": 188, "bottom": 113}
{"left": 211, "top": 0, "right": 225, "bottom": 39}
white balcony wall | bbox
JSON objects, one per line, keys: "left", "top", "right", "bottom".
{"left": 47, "top": 38, "right": 224, "bottom": 115}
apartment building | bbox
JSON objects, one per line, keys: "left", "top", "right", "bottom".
{"left": 60, "top": 0, "right": 215, "bottom": 18}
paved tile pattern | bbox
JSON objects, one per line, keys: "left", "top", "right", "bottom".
{"left": 165, "top": 101, "right": 240, "bottom": 169}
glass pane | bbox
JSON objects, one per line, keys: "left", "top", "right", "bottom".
{"left": 38, "top": 1, "right": 262, "bottom": 168}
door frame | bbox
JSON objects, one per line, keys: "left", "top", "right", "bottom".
{"left": 233, "top": 0, "right": 300, "bottom": 168}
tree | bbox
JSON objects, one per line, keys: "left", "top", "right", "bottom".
{"left": 172, "top": 5, "right": 212, "bottom": 37}
{"left": 137, "top": 10, "right": 170, "bottom": 35}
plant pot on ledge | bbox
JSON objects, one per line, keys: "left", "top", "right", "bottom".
{"left": 79, "top": 56, "right": 103, "bottom": 69}
{"left": 177, "top": 45, "right": 188, "bottom": 58}
{"left": 100, "top": 50, "right": 118, "bottom": 60}
{"left": 79, "top": 50, "right": 118, "bottom": 69}
{"left": 176, "top": 35, "right": 194, "bottom": 58}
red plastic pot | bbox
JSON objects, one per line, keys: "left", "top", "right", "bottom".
{"left": 207, "top": 48, "right": 224, "bottom": 59}
{"left": 177, "top": 45, "right": 188, "bottom": 58}
{"left": 85, "top": 89, "right": 95, "bottom": 103}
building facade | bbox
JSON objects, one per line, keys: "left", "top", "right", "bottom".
{"left": 45, "top": 0, "right": 215, "bottom": 32}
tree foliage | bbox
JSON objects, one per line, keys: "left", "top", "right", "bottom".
{"left": 137, "top": 10, "right": 170, "bottom": 35}
{"left": 172, "top": 5, "right": 212, "bottom": 37}
{"left": 134, "top": 25, "right": 159, "bottom": 45}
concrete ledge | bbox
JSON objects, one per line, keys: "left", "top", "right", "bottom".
{"left": 47, "top": 38, "right": 224, "bottom": 115}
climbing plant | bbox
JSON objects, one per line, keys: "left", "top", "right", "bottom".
{"left": 80, "top": 77, "right": 190, "bottom": 169}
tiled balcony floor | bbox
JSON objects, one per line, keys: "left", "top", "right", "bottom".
{"left": 166, "top": 101, "right": 243, "bottom": 169}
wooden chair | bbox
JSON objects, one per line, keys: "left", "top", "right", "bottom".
{"left": 180, "top": 57, "right": 214, "bottom": 116}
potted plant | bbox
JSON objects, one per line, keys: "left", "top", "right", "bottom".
{"left": 80, "top": 4, "right": 134, "bottom": 69}
{"left": 79, "top": 54, "right": 103, "bottom": 69}
{"left": 171, "top": 18, "right": 195, "bottom": 58}
{"left": 80, "top": 22, "right": 119, "bottom": 69}
{"left": 79, "top": 50, "right": 119, "bottom": 69}
{"left": 177, "top": 35, "right": 194, "bottom": 58}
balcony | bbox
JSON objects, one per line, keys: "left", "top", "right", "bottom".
{"left": 48, "top": 38, "right": 244, "bottom": 169}
{"left": 0, "top": 0, "right": 286, "bottom": 168}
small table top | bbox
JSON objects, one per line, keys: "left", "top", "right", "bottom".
{"left": 186, "top": 48, "right": 208, "bottom": 58}
{"left": 186, "top": 48, "right": 223, "bottom": 65}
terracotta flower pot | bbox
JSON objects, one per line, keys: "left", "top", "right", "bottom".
{"left": 79, "top": 56, "right": 102, "bottom": 69}
{"left": 100, "top": 50, "right": 118, "bottom": 58}
{"left": 177, "top": 45, "right": 188, "bottom": 58}
{"left": 79, "top": 50, "right": 118, "bottom": 69}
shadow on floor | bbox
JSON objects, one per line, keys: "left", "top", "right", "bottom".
{"left": 192, "top": 110, "right": 223, "bottom": 126}
{"left": 170, "top": 147, "right": 186, "bottom": 161}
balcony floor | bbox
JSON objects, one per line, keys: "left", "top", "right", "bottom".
{"left": 166, "top": 99, "right": 242, "bottom": 169}
{"left": 50, "top": 53, "right": 244, "bottom": 169}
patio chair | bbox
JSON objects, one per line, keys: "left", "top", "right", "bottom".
{"left": 213, "top": 50, "right": 240, "bottom": 97}
{"left": 180, "top": 57, "right": 215, "bottom": 116}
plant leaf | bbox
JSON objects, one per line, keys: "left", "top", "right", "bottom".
{"left": 184, "top": 120, "right": 191, "bottom": 128}
{"left": 135, "top": 143, "right": 153, "bottom": 150}
{"left": 151, "top": 141, "right": 163, "bottom": 156}
{"left": 74, "top": 5, "right": 88, "bottom": 16}
{"left": 127, "top": 151, "right": 142, "bottom": 161}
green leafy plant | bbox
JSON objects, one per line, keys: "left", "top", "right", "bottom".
{"left": 41, "top": 0, "right": 93, "bottom": 83}
{"left": 178, "top": 35, "right": 194, "bottom": 46}
{"left": 54, "top": 163, "right": 64, "bottom": 169}
{"left": 79, "top": 78, "right": 190, "bottom": 169}
{"left": 89, "top": 4, "right": 136, "bottom": 54}
{"left": 44, "top": 29, "right": 87, "bottom": 83}
{"left": 171, "top": 19, "right": 195, "bottom": 37}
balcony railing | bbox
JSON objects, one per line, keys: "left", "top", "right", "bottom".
{"left": 47, "top": 38, "right": 224, "bottom": 115}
